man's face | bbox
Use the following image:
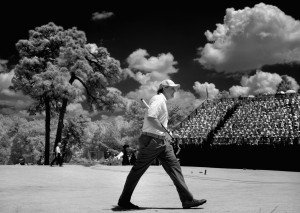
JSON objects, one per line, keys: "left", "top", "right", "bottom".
{"left": 165, "top": 86, "right": 176, "bottom": 99}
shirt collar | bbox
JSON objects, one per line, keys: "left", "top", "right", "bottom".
{"left": 160, "top": 93, "right": 167, "bottom": 102}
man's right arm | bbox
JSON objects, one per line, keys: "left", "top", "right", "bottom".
{"left": 146, "top": 117, "right": 168, "bottom": 133}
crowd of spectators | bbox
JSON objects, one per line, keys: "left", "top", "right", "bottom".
{"left": 173, "top": 98, "right": 235, "bottom": 143}
{"left": 213, "top": 94, "right": 300, "bottom": 145}
{"left": 173, "top": 93, "right": 300, "bottom": 146}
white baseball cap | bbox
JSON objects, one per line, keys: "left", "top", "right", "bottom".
{"left": 158, "top": 79, "right": 180, "bottom": 90}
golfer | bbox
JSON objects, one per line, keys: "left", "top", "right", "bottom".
{"left": 118, "top": 79, "right": 206, "bottom": 209}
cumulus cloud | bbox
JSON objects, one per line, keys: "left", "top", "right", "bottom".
{"left": 197, "top": 3, "right": 300, "bottom": 72}
{"left": 229, "top": 86, "right": 250, "bottom": 98}
{"left": 0, "top": 98, "right": 32, "bottom": 110}
{"left": 286, "top": 76, "right": 300, "bottom": 91}
{"left": 125, "top": 49, "right": 179, "bottom": 100}
{"left": 167, "top": 89, "right": 201, "bottom": 124}
{"left": 193, "top": 81, "right": 220, "bottom": 100}
{"left": 0, "top": 59, "right": 8, "bottom": 73}
{"left": 173, "top": 89, "right": 205, "bottom": 109}
{"left": 1, "top": 89, "right": 17, "bottom": 97}
{"left": 240, "top": 71, "right": 282, "bottom": 95}
{"left": 228, "top": 70, "right": 299, "bottom": 97}
{"left": 0, "top": 70, "right": 28, "bottom": 98}
{"left": 126, "top": 82, "right": 159, "bottom": 101}
{"left": 91, "top": 11, "right": 114, "bottom": 21}
{"left": 127, "top": 49, "right": 178, "bottom": 75}
{"left": 0, "top": 70, "right": 34, "bottom": 113}
{"left": 0, "top": 71, "right": 14, "bottom": 90}
{"left": 173, "top": 90, "right": 196, "bottom": 104}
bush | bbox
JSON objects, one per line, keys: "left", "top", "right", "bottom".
{"left": 0, "top": 135, "right": 11, "bottom": 164}
{"left": 100, "top": 157, "right": 122, "bottom": 166}
{"left": 69, "top": 157, "right": 99, "bottom": 167}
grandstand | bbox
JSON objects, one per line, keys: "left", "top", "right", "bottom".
{"left": 172, "top": 92, "right": 300, "bottom": 171}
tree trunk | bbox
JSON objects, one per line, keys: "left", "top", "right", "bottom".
{"left": 44, "top": 97, "right": 51, "bottom": 165}
{"left": 61, "top": 140, "right": 67, "bottom": 163}
{"left": 53, "top": 74, "right": 76, "bottom": 153}
{"left": 53, "top": 98, "right": 68, "bottom": 153}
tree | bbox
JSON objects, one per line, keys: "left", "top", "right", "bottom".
{"left": 0, "top": 135, "right": 11, "bottom": 164}
{"left": 124, "top": 100, "right": 146, "bottom": 137}
{"left": 277, "top": 75, "right": 293, "bottom": 92}
{"left": 9, "top": 119, "right": 44, "bottom": 164}
{"left": 162, "top": 90, "right": 198, "bottom": 128}
{"left": 0, "top": 115, "right": 28, "bottom": 164}
{"left": 52, "top": 26, "right": 124, "bottom": 156}
{"left": 61, "top": 114, "right": 91, "bottom": 162}
{"left": 10, "top": 22, "right": 124, "bottom": 164}
{"left": 11, "top": 23, "right": 73, "bottom": 164}
{"left": 217, "top": 90, "right": 230, "bottom": 99}
{"left": 88, "top": 122, "right": 120, "bottom": 158}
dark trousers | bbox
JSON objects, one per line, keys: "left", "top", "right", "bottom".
{"left": 50, "top": 153, "right": 62, "bottom": 166}
{"left": 118, "top": 134, "right": 193, "bottom": 203}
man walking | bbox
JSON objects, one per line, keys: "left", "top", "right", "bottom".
{"left": 118, "top": 79, "right": 206, "bottom": 209}
{"left": 50, "top": 142, "right": 63, "bottom": 167}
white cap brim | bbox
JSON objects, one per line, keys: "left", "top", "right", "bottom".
{"left": 171, "top": 84, "right": 180, "bottom": 90}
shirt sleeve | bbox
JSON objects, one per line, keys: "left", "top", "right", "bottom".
{"left": 147, "top": 96, "right": 162, "bottom": 119}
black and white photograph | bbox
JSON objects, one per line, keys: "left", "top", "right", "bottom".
{"left": 0, "top": 0, "right": 300, "bottom": 212}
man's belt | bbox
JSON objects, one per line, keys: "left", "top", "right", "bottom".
{"left": 142, "top": 132, "right": 165, "bottom": 140}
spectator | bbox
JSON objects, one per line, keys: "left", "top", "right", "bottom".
{"left": 19, "top": 156, "right": 25, "bottom": 165}
{"left": 37, "top": 155, "right": 43, "bottom": 165}
{"left": 129, "top": 150, "right": 137, "bottom": 165}
{"left": 50, "top": 142, "right": 63, "bottom": 167}
{"left": 122, "top": 145, "right": 130, "bottom": 166}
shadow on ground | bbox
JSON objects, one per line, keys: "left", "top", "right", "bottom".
{"left": 111, "top": 206, "right": 204, "bottom": 211}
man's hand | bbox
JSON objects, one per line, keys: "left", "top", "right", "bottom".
{"left": 165, "top": 131, "right": 173, "bottom": 141}
{"left": 165, "top": 131, "right": 179, "bottom": 140}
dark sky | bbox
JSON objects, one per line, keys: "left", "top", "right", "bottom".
{"left": 0, "top": 0, "right": 299, "bottom": 96}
